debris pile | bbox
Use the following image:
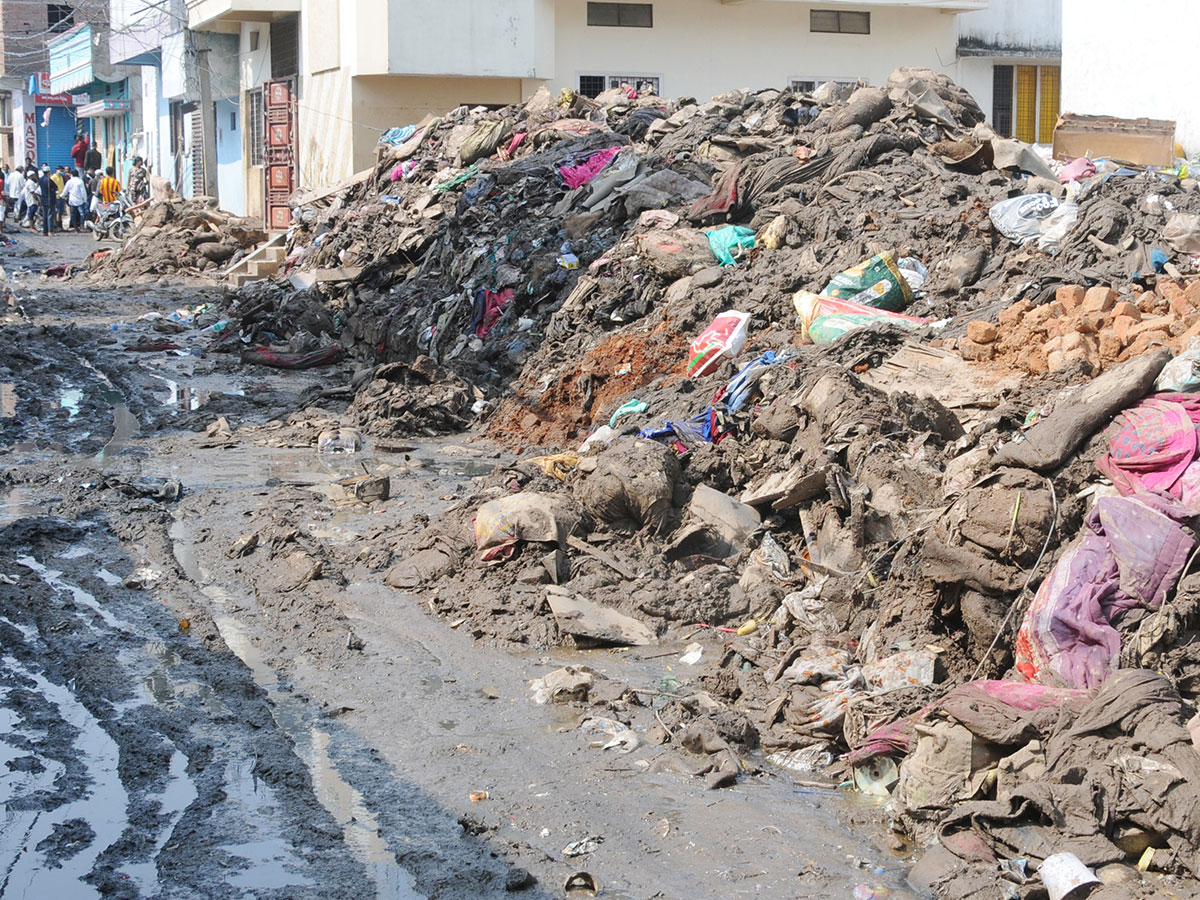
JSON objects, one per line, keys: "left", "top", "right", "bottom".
{"left": 89, "top": 198, "right": 266, "bottom": 282}
{"left": 202, "top": 68, "right": 1200, "bottom": 895}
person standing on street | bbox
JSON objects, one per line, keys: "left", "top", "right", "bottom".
{"left": 8, "top": 166, "right": 25, "bottom": 224}
{"left": 21, "top": 170, "right": 39, "bottom": 228}
{"left": 84, "top": 142, "right": 102, "bottom": 173}
{"left": 71, "top": 133, "right": 89, "bottom": 171}
{"left": 52, "top": 166, "right": 66, "bottom": 226}
{"left": 65, "top": 169, "right": 87, "bottom": 232}
{"left": 127, "top": 157, "right": 149, "bottom": 204}
{"left": 38, "top": 165, "right": 58, "bottom": 235}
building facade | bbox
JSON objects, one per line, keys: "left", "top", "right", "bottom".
{"left": 954, "top": 0, "right": 1062, "bottom": 144}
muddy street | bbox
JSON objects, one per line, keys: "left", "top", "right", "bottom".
{"left": 0, "top": 233, "right": 901, "bottom": 899}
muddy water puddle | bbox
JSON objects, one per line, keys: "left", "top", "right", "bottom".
{"left": 170, "top": 516, "right": 423, "bottom": 900}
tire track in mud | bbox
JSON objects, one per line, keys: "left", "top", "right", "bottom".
{"left": 0, "top": 518, "right": 378, "bottom": 899}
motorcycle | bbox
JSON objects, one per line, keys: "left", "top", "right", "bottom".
{"left": 86, "top": 191, "right": 133, "bottom": 242}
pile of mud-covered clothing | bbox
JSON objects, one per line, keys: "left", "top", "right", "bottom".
{"left": 210, "top": 66, "right": 1200, "bottom": 895}
{"left": 88, "top": 198, "right": 266, "bottom": 281}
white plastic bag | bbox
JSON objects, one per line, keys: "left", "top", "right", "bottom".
{"left": 989, "top": 193, "right": 1060, "bottom": 245}
{"left": 1037, "top": 198, "right": 1079, "bottom": 254}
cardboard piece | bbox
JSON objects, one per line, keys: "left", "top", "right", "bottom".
{"left": 547, "top": 586, "right": 656, "bottom": 646}
{"left": 1052, "top": 114, "right": 1176, "bottom": 167}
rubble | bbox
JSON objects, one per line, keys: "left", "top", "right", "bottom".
{"left": 87, "top": 197, "right": 266, "bottom": 282}
{"left": 173, "top": 69, "right": 1200, "bottom": 897}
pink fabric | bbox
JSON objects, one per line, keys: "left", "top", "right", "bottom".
{"left": 1015, "top": 492, "right": 1196, "bottom": 689}
{"left": 1058, "top": 156, "right": 1096, "bottom": 183}
{"left": 559, "top": 146, "right": 621, "bottom": 190}
{"left": 1097, "top": 396, "right": 1200, "bottom": 498}
{"left": 504, "top": 132, "right": 527, "bottom": 158}
{"left": 476, "top": 288, "right": 514, "bottom": 338}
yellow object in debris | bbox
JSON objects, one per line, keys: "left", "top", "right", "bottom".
{"left": 758, "top": 214, "right": 788, "bottom": 250}
{"left": 736, "top": 619, "right": 758, "bottom": 636}
{"left": 1137, "top": 847, "right": 1154, "bottom": 873}
{"left": 525, "top": 451, "right": 581, "bottom": 481}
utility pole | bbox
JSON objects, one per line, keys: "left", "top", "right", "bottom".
{"left": 195, "top": 31, "right": 219, "bottom": 201}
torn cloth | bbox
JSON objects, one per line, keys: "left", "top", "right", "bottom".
{"left": 1015, "top": 492, "right": 1196, "bottom": 689}
{"left": 559, "top": 146, "right": 622, "bottom": 190}
{"left": 470, "top": 288, "right": 515, "bottom": 338}
{"left": 940, "top": 670, "right": 1200, "bottom": 876}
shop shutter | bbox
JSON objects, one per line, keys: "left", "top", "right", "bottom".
{"left": 35, "top": 106, "right": 79, "bottom": 168}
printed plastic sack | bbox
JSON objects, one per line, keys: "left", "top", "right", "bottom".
{"left": 819, "top": 251, "right": 914, "bottom": 312}
{"left": 989, "top": 193, "right": 1060, "bottom": 245}
{"left": 687, "top": 311, "right": 750, "bottom": 378}
{"left": 474, "top": 493, "right": 582, "bottom": 562}
{"left": 1036, "top": 198, "right": 1079, "bottom": 254}
{"left": 707, "top": 225, "right": 757, "bottom": 267}
{"left": 1156, "top": 339, "right": 1200, "bottom": 392}
{"left": 793, "top": 290, "right": 929, "bottom": 345}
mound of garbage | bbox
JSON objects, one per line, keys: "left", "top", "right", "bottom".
{"left": 88, "top": 198, "right": 266, "bottom": 282}
{"left": 209, "top": 68, "right": 1200, "bottom": 896}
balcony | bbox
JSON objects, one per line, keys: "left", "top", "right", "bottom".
{"left": 187, "top": 0, "right": 301, "bottom": 30}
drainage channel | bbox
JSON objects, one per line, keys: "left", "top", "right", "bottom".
{"left": 169, "top": 516, "right": 423, "bottom": 900}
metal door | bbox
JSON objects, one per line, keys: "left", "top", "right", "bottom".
{"left": 263, "top": 79, "right": 295, "bottom": 231}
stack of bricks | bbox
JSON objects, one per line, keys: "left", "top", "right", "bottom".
{"left": 954, "top": 279, "right": 1200, "bottom": 375}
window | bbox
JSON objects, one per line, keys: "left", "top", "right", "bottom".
{"left": 587, "top": 3, "right": 653, "bottom": 28}
{"left": 578, "top": 74, "right": 661, "bottom": 98}
{"left": 991, "top": 66, "right": 1013, "bottom": 138}
{"left": 790, "top": 77, "right": 857, "bottom": 94}
{"left": 250, "top": 30, "right": 260, "bottom": 52}
{"left": 270, "top": 14, "right": 299, "bottom": 79}
{"left": 48, "top": 4, "right": 74, "bottom": 33}
{"left": 992, "top": 64, "right": 1060, "bottom": 143}
{"left": 810, "top": 10, "right": 870, "bottom": 34}
{"left": 247, "top": 89, "right": 265, "bottom": 167}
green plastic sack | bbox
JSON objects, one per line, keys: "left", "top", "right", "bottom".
{"left": 707, "top": 225, "right": 757, "bottom": 267}
{"left": 820, "top": 251, "right": 913, "bottom": 312}
{"left": 459, "top": 119, "right": 512, "bottom": 165}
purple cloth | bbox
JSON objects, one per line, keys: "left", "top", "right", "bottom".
{"left": 1016, "top": 492, "right": 1196, "bottom": 689}
{"left": 559, "top": 146, "right": 621, "bottom": 190}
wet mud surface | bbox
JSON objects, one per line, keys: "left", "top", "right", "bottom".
{"left": 0, "top": 233, "right": 905, "bottom": 898}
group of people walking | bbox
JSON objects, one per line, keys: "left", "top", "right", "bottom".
{"left": 0, "top": 133, "right": 149, "bottom": 235}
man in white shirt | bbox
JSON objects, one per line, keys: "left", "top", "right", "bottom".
{"left": 64, "top": 168, "right": 88, "bottom": 232}
{"left": 7, "top": 166, "right": 25, "bottom": 223}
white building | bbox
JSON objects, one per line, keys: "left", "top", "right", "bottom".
{"left": 181, "top": 0, "right": 1064, "bottom": 227}
{"left": 954, "top": 0, "right": 1061, "bottom": 143}
{"left": 1061, "top": 0, "right": 1197, "bottom": 154}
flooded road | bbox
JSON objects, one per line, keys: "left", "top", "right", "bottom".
{"left": 0, "top": 234, "right": 913, "bottom": 899}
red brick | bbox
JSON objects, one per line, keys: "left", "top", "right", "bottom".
{"left": 1121, "top": 330, "right": 1171, "bottom": 361}
{"left": 1127, "top": 316, "right": 1177, "bottom": 342}
{"left": 966, "top": 320, "right": 998, "bottom": 344}
{"left": 998, "top": 300, "right": 1032, "bottom": 329}
{"left": 958, "top": 338, "right": 996, "bottom": 361}
{"left": 1136, "top": 291, "right": 1162, "bottom": 314}
{"left": 1098, "top": 331, "right": 1121, "bottom": 362}
{"left": 1112, "top": 315, "right": 1138, "bottom": 345}
{"left": 1157, "top": 279, "right": 1185, "bottom": 303}
{"left": 1082, "top": 286, "right": 1116, "bottom": 313}
{"left": 1185, "top": 280, "right": 1200, "bottom": 309}
{"left": 1055, "top": 285, "right": 1086, "bottom": 310}
{"left": 1111, "top": 301, "right": 1141, "bottom": 321}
